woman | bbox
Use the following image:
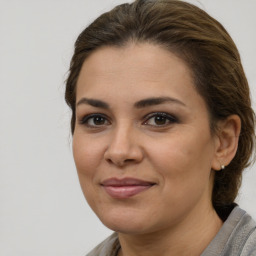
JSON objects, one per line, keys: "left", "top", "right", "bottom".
{"left": 65, "top": 0, "right": 256, "bottom": 255}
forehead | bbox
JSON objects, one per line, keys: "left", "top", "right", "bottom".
{"left": 76, "top": 43, "right": 196, "bottom": 98}
{"left": 76, "top": 43, "right": 211, "bottom": 128}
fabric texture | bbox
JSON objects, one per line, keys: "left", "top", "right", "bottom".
{"left": 86, "top": 233, "right": 120, "bottom": 256}
{"left": 85, "top": 206, "right": 256, "bottom": 256}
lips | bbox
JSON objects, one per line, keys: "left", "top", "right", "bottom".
{"left": 101, "top": 178, "right": 155, "bottom": 199}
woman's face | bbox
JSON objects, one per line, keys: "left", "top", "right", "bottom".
{"left": 73, "top": 43, "right": 219, "bottom": 234}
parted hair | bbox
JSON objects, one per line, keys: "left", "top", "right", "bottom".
{"left": 65, "top": 0, "right": 255, "bottom": 212}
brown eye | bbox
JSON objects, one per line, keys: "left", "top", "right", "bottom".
{"left": 80, "top": 114, "right": 110, "bottom": 127}
{"left": 154, "top": 116, "right": 168, "bottom": 125}
{"left": 144, "top": 112, "right": 177, "bottom": 127}
{"left": 92, "top": 116, "right": 106, "bottom": 125}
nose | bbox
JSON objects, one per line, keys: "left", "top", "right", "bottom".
{"left": 104, "top": 124, "right": 144, "bottom": 167}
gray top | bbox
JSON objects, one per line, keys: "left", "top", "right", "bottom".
{"left": 86, "top": 206, "right": 256, "bottom": 256}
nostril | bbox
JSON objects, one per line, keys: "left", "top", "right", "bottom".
{"left": 104, "top": 141, "right": 144, "bottom": 166}
{"left": 124, "top": 159, "right": 135, "bottom": 163}
{"left": 106, "top": 158, "right": 113, "bottom": 164}
{"left": 105, "top": 157, "right": 135, "bottom": 167}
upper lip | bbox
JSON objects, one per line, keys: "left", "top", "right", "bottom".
{"left": 101, "top": 178, "right": 156, "bottom": 186}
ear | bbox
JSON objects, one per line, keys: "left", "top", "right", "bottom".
{"left": 211, "top": 115, "right": 241, "bottom": 171}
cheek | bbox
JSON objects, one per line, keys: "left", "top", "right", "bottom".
{"left": 72, "top": 134, "right": 103, "bottom": 177}
{"left": 72, "top": 134, "right": 104, "bottom": 206}
{"left": 148, "top": 136, "right": 214, "bottom": 218}
{"left": 148, "top": 130, "right": 214, "bottom": 187}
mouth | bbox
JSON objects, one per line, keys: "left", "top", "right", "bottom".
{"left": 101, "top": 178, "right": 156, "bottom": 199}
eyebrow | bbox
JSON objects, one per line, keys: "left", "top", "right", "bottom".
{"left": 76, "top": 96, "right": 186, "bottom": 109}
{"left": 76, "top": 98, "right": 109, "bottom": 109}
{"left": 134, "top": 97, "right": 186, "bottom": 108}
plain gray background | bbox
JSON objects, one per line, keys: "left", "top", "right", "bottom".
{"left": 0, "top": 0, "right": 255, "bottom": 255}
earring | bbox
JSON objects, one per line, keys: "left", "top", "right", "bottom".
{"left": 221, "top": 165, "right": 225, "bottom": 170}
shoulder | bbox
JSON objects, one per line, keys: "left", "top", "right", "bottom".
{"left": 202, "top": 206, "right": 256, "bottom": 256}
{"left": 86, "top": 233, "right": 120, "bottom": 256}
{"left": 240, "top": 226, "right": 256, "bottom": 255}
{"left": 229, "top": 207, "right": 256, "bottom": 256}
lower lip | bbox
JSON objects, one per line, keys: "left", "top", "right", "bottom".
{"left": 102, "top": 185, "right": 153, "bottom": 199}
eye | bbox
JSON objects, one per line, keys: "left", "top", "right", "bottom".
{"left": 143, "top": 112, "right": 177, "bottom": 126}
{"left": 80, "top": 114, "right": 110, "bottom": 127}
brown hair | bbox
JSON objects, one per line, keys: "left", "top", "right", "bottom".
{"left": 65, "top": 0, "right": 255, "bottom": 211}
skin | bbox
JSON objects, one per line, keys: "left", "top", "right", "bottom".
{"left": 73, "top": 43, "right": 240, "bottom": 256}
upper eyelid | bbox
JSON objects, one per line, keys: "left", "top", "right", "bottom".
{"left": 79, "top": 113, "right": 111, "bottom": 124}
{"left": 143, "top": 112, "right": 177, "bottom": 120}
{"left": 78, "top": 111, "right": 178, "bottom": 124}
{"left": 78, "top": 112, "right": 109, "bottom": 119}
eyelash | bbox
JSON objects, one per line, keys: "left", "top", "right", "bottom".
{"left": 143, "top": 112, "right": 178, "bottom": 127}
{"left": 79, "top": 112, "right": 178, "bottom": 128}
{"left": 80, "top": 114, "right": 111, "bottom": 128}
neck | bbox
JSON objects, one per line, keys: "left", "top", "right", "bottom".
{"left": 117, "top": 205, "right": 222, "bottom": 256}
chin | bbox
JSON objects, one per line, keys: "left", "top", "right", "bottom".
{"left": 96, "top": 207, "right": 153, "bottom": 234}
